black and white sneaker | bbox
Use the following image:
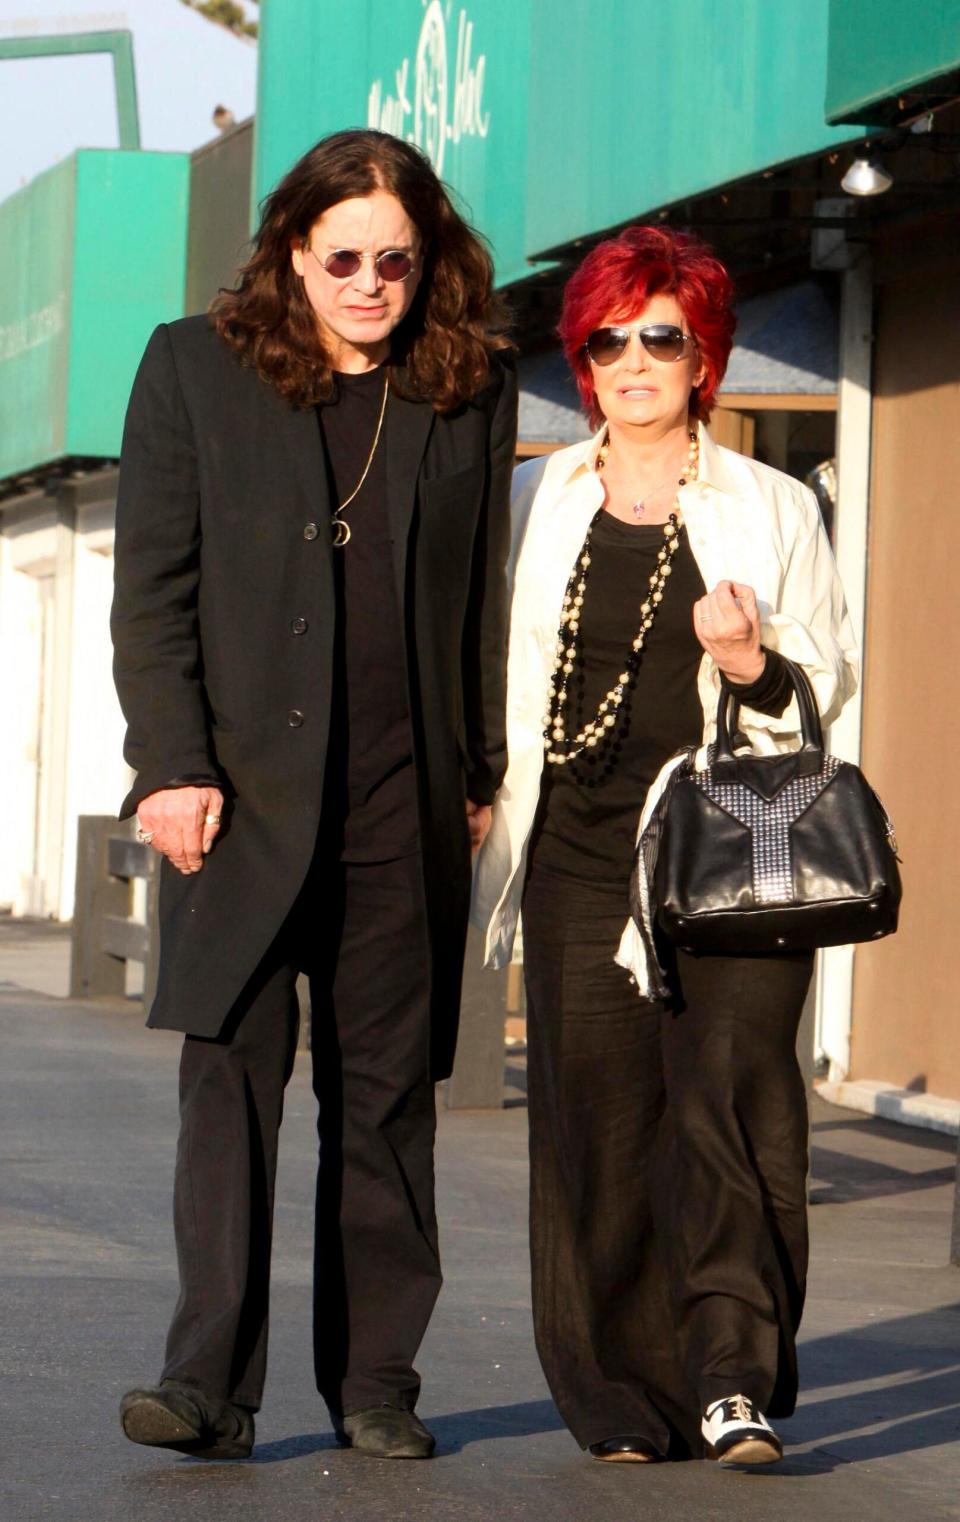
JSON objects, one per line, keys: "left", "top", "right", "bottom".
{"left": 701, "top": 1394, "right": 783, "bottom": 1465}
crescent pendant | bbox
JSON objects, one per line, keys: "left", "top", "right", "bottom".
{"left": 330, "top": 372, "right": 389, "bottom": 550}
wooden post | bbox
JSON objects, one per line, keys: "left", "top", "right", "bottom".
{"left": 143, "top": 845, "right": 161, "bottom": 1011}
{"left": 69, "top": 817, "right": 160, "bottom": 1011}
{"left": 69, "top": 816, "right": 128, "bottom": 998}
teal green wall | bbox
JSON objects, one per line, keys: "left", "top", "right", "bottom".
{"left": 0, "top": 160, "right": 75, "bottom": 479}
{"left": 524, "top": 0, "right": 862, "bottom": 255}
{"left": 67, "top": 151, "right": 189, "bottom": 458}
{"left": 826, "top": 0, "right": 960, "bottom": 122}
{"left": 255, "top": 0, "right": 533, "bottom": 284}
{"left": 0, "top": 150, "right": 189, "bottom": 482}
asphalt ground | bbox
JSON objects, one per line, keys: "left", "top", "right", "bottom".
{"left": 2, "top": 977, "right": 959, "bottom": 1522}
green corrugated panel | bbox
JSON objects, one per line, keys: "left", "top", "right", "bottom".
{"left": 255, "top": 0, "right": 533, "bottom": 287}
{"left": 67, "top": 151, "right": 190, "bottom": 458}
{"left": 0, "top": 159, "right": 75, "bottom": 479}
{"left": 0, "top": 149, "right": 189, "bottom": 482}
{"left": 524, "top": 0, "right": 863, "bottom": 257}
{"left": 825, "top": 0, "right": 960, "bottom": 123}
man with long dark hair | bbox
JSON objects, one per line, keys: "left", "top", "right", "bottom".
{"left": 113, "top": 129, "right": 516, "bottom": 1461}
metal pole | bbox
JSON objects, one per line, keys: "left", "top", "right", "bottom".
{"left": 0, "top": 32, "right": 141, "bottom": 150}
{"left": 816, "top": 250, "right": 874, "bottom": 1081}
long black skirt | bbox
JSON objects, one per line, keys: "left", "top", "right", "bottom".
{"left": 522, "top": 861, "right": 813, "bottom": 1458}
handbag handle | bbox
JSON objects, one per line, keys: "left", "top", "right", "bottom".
{"left": 715, "top": 656, "right": 824, "bottom": 762}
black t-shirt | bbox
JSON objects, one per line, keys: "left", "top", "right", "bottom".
{"left": 531, "top": 513, "right": 707, "bottom": 882}
{"left": 318, "top": 367, "right": 419, "bottom": 862}
{"left": 531, "top": 510, "right": 795, "bottom": 883}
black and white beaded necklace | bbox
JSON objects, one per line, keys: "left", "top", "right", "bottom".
{"left": 543, "top": 429, "right": 698, "bottom": 767}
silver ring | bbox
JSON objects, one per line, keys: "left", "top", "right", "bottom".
{"left": 699, "top": 610, "right": 714, "bottom": 621}
{"left": 135, "top": 826, "right": 155, "bottom": 845}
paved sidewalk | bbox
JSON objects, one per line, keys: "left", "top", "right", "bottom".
{"left": 2, "top": 984, "right": 959, "bottom": 1522}
{"left": 0, "top": 916, "right": 71, "bottom": 1000}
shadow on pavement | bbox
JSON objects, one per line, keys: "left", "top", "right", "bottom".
{"left": 809, "top": 1112, "right": 957, "bottom": 1206}
{"left": 786, "top": 1307, "right": 960, "bottom": 1465}
{"left": 250, "top": 1431, "right": 339, "bottom": 1463}
{"left": 810, "top": 1116, "right": 955, "bottom": 1149}
{"left": 809, "top": 1153, "right": 956, "bottom": 1205}
{"left": 739, "top": 1451, "right": 840, "bottom": 1477}
{"left": 145, "top": 1401, "right": 565, "bottom": 1468}
{"left": 428, "top": 1398, "right": 565, "bottom": 1452}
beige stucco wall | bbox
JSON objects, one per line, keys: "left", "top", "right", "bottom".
{"left": 851, "top": 228, "right": 960, "bottom": 1097}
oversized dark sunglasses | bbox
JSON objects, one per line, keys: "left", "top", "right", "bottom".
{"left": 309, "top": 246, "right": 416, "bottom": 282}
{"left": 584, "top": 323, "right": 697, "bottom": 366}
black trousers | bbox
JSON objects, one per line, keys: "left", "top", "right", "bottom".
{"left": 522, "top": 862, "right": 812, "bottom": 1456}
{"left": 159, "top": 851, "right": 441, "bottom": 1417}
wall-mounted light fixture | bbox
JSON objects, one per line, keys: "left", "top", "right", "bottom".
{"left": 841, "top": 153, "right": 893, "bottom": 196}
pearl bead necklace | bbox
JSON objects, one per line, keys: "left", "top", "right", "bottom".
{"left": 543, "top": 430, "right": 699, "bottom": 767}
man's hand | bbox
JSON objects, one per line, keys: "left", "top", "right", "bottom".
{"left": 465, "top": 799, "right": 493, "bottom": 854}
{"left": 136, "top": 786, "right": 225, "bottom": 874}
{"left": 693, "top": 580, "right": 765, "bottom": 685}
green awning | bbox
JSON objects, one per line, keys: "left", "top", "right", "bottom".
{"left": 522, "top": 0, "right": 862, "bottom": 260}
{"left": 255, "top": 0, "right": 864, "bottom": 286}
{"left": 825, "top": 0, "right": 960, "bottom": 124}
{"left": 256, "top": 0, "right": 535, "bottom": 288}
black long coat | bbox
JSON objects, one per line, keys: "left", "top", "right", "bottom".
{"left": 111, "top": 317, "right": 517, "bottom": 1077}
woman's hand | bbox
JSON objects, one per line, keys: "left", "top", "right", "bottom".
{"left": 693, "top": 581, "right": 765, "bottom": 684}
{"left": 466, "top": 799, "right": 493, "bottom": 854}
{"left": 136, "top": 786, "right": 225, "bottom": 874}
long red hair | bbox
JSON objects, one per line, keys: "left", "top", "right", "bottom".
{"left": 559, "top": 226, "right": 735, "bottom": 428}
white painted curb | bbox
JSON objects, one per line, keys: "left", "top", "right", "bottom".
{"left": 816, "top": 1079, "right": 960, "bottom": 1138}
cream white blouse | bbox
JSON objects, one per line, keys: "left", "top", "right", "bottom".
{"left": 472, "top": 421, "right": 860, "bottom": 992}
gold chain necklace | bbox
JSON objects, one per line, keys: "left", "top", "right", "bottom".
{"left": 331, "top": 370, "right": 390, "bottom": 548}
{"left": 543, "top": 430, "right": 699, "bottom": 766}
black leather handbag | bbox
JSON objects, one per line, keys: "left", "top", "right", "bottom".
{"left": 653, "top": 658, "right": 902, "bottom": 954}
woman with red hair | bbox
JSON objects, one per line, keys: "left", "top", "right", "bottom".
{"left": 474, "top": 227, "right": 858, "bottom": 1466}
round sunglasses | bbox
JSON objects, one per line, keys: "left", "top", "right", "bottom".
{"left": 584, "top": 324, "right": 697, "bottom": 366}
{"left": 308, "top": 245, "right": 417, "bottom": 283}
